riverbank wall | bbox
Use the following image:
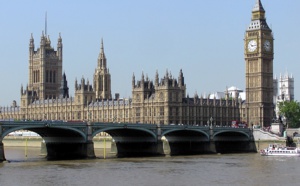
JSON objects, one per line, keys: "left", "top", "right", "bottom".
{"left": 3, "top": 136, "right": 112, "bottom": 149}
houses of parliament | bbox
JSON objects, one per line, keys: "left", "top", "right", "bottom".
{"left": 0, "top": 0, "right": 274, "bottom": 127}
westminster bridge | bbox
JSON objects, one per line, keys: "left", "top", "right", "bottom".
{"left": 0, "top": 121, "right": 256, "bottom": 162}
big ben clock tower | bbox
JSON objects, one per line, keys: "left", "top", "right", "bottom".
{"left": 245, "top": 0, "right": 274, "bottom": 127}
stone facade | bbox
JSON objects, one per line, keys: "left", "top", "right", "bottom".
{"left": 1, "top": 1, "right": 274, "bottom": 126}
{"left": 0, "top": 35, "right": 241, "bottom": 125}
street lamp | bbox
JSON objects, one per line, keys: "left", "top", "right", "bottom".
{"left": 210, "top": 117, "right": 213, "bottom": 127}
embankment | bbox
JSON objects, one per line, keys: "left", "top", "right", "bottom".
{"left": 3, "top": 136, "right": 112, "bottom": 149}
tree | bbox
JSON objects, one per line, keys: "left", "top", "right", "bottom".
{"left": 278, "top": 101, "right": 300, "bottom": 128}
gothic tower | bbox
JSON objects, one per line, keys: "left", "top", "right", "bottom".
{"left": 278, "top": 72, "right": 294, "bottom": 102}
{"left": 245, "top": 0, "right": 274, "bottom": 127}
{"left": 28, "top": 32, "right": 63, "bottom": 100}
{"left": 93, "top": 39, "right": 112, "bottom": 100}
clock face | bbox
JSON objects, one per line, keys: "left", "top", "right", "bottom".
{"left": 263, "top": 40, "right": 271, "bottom": 52}
{"left": 248, "top": 40, "right": 257, "bottom": 52}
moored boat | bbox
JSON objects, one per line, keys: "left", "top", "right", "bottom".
{"left": 260, "top": 144, "right": 300, "bottom": 156}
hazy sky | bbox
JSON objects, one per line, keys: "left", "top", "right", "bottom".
{"left": 0, "top": 0, "right": 299, "bottom": 106}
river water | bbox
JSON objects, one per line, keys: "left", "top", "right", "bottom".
{"left": 1, "top": 147, "right": 300, "bottom": 186}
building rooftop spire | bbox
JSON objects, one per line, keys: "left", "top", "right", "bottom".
{"left": 247, "top": 0, "right": 270, "bottom": 31}
{"left": 101, "top": 38, "right": 104, "bottom": 53}
{"left": 97, "top": 38, "right": 106, "bottom": 69}
{"left": 252, "top": 0, "right": 265, "bottom": 12}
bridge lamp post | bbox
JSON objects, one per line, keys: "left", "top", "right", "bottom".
{"left": 210, "top": 117, "right": 213, "bottom": 127}
{"left": 88, "top": 111, "right": 91, "bottom": 122}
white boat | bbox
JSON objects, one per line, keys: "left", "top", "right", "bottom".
{"left": 260, "top": 144, "right": 300, "bottom": 156}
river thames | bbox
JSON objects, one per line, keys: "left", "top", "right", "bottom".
{"left": 1, "top": 147, "right": 300, "bottom": 186}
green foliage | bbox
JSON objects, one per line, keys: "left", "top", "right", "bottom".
{"left": 278, "top": 101, "right": 300, "bottom": 128}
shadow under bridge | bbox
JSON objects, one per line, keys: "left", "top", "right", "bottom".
{"left": 162, "top": 128, "right": 211, "bottom": 155}
{"left": 1, "top": 122, "right": 92, "bottom": 160}
{"left": 92, "top": 124, "right": 164, "bottom": 157}
{"left": 213, "top": 130, "right": 254, "bottom": 153}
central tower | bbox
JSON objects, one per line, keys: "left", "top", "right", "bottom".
{"left": 245, "top": 0, "right": 274, "bottom": 127}
{"left": 93, "top": 39, "right": 112, "bottom": 100}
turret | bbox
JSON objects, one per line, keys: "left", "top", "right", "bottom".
{"left": 141, "top": 72, "right": 145, "bottom": 90}
{"left": 40, "top": 32, "right": 46, "bottom": 48}
{"left": 21, "top": 84, "right": 24, "bottom": 95}
{"left": 57, "top": 33, "right": 63, "bottom": 60}
{"left": 178, "top": 69, "right": 184, "bottom": 87}
{"left": 132, "top": 73, "right": 135, "bottom": 88}
{"left": 29, "top": 33, "right": 34, "bottom": 55}
{"left": 81, "top": 76, "right": 85, "bottom": 86}
{"left": 75, "top": 78, "right": 78, "bottom": 90}
{"left": 155, "top": 70, "right": 159, "bottom": 86}
{"left": 164, "top": 70, "right": 169, "bottom": 87}
{"left": 39, "top": 32, "right": 46, "bottom": 59}
{"left": 194, "top": 91, "right": 198, "bottom": 104}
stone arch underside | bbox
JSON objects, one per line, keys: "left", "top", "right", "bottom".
{"left": 163, "top": 130, "right": 212, "bottom": 155}
{"left": 93, "top": 128, "right": 163, "bottom": 157}
{"left": 213, "top": 131, "right": 254, "bottom": 153}
{"left": 1, "top": 126, "right": 89, "bottom": 161}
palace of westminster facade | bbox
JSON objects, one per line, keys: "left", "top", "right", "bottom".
{"left": 0, "top": 1, "right": 279, "bottom": 127}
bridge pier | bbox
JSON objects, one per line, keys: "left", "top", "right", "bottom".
{"left": 0, "top": 141, "right": 5, "bottom": 162}
{"left": 209, "top": 141, "right": 217, "bottom": 153}
{"left": 209, "top": 127, "right": 217, "bottom": 153}
{"left": 168, "top": 141, "right": 214, "bottom": 155}
{"left": 248, "top": 141, "right": 257, "bottom": 152}
{"left": 46, "top": 141, "right": 95, "bottom": 160}
{"left": 116, "top": 141, "right": 164, "bottom": 157}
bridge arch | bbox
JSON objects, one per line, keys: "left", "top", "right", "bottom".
{"left": 213, "top": 130, "right": 250, "bottom": 140}
{"left": 92, "top": 126, "right": 159, "bottom": 157}
{"left": 92, "top": 127, "right": 157, "bottom": 141}
{"left": 1, "top": 122, "right": 91, "bottom": 161}
{"left": 161, "top": 128, "right": 210, "bottom": 155}
{"left": 213, "top": 130, "right": 252, "bottom": 153}
{"left": 1, "top": 125, "right": 86, "bottom": 142}
{"left": 162, "top": 129, "right": 210, "bottom": 140}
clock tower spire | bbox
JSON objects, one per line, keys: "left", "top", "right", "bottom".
{"left": 244, "top": 0, "right": 274, "bottom": 127}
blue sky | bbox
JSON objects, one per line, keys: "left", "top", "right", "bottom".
{"left": 0, "top": 0, "right": 299, "bottom": 106}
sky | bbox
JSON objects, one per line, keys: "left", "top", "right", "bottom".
{"left": 0, "top": 0, "right": 299, "bottom": 106}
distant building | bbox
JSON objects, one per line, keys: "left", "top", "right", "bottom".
{"left": 274, "top": 72, "right": 294, "bottom": 119}
{"left": 209, "top": 86, "right": 245, "bottom": 101}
